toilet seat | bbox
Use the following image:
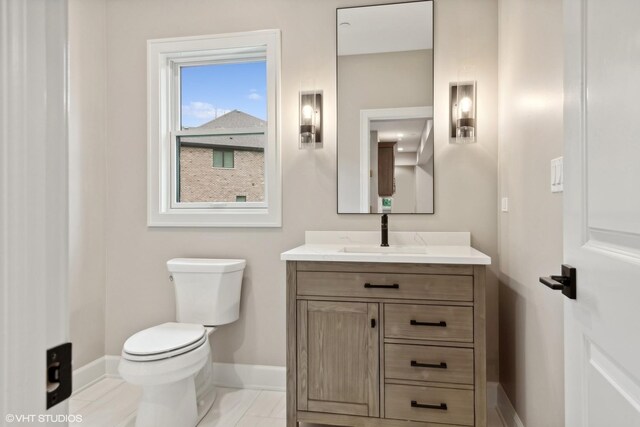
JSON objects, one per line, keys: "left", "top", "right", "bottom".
{"left": 123, "top": 322, "right": 207, "bottom": 362}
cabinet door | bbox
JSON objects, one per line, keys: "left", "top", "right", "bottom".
{"left": 297, "top": 300, "right": 379, "bottom": 417}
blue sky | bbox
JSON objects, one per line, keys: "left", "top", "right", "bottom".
{"left": 181, "top": 61, "right": 267, "bottom": 128}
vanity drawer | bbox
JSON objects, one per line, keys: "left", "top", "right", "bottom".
{"left": 384, "top": 304, "right": 473, "bottom": 342}
{"left": 385, "top": 384, "right": 474, "bottom": 426}
{"left": 296, "top": 271, "right": 473, "bottom": 301}
{"left": 385, "top": 344, "right": 474, "bottom": 385}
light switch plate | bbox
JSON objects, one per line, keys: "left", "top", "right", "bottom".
{"left": 551, "top": 157, "right": 563, "bottom": 193}
{"left": 501, "top": 197, "right": 509, "bottom": 212}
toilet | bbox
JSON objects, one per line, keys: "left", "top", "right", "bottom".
{"left": 118, "top": 258, "right": 246, "bottom": 427}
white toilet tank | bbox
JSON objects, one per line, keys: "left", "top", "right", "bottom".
{"left": 167, "top": 258, "right": 246, "bottom": 326}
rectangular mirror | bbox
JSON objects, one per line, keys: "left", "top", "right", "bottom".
{"left": 337, "top": 1, "right": 434, "bottom": 214}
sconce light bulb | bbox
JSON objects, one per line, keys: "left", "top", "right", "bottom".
{"left": 459, "top": 96, "right": 473, "bottom": 114}
{"left": 302, "top": 104, "right": 314, "bottom": 120}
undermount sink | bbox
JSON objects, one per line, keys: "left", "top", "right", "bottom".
{"left": 340, "top": 245, "right": 429, "bottom": 255}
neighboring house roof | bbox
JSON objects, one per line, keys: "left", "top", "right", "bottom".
{"left": 181, "top": 110, "right": 266, "bottom": 151}
{"left": 198, "top": 109, "right": 266, "bottom": 129}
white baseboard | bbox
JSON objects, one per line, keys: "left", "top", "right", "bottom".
{"left": 72, "top": 357, "right": 107, "bottom": 394}
{"left": 211, "top": 362, "right": 285, "bottom": 391}
{"left": 105, "top": 355, "right": 121, "bottom": 378}
{"left": 74, "top": 355, "right": 286, "bottom": 394}
{"left": 496, "top": 383, "right": 525, "bottom": 427}
{"left": 487, "top": 381, "right": 498, "bottom": 409}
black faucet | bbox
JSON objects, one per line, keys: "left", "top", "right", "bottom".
{"left": 381, "top": 214, "right": 389, "bottom": 247}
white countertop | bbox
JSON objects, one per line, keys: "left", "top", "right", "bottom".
{"left": 280, "top": 231, "right": 491, "bottom": 265}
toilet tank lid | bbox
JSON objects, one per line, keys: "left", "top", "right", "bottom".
{"left": 167, "top": 258, "right": 246, "bottom": 273}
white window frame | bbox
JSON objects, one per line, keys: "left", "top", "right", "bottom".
{"left": 147, "top": 30, "right": 281, "bottom": 227}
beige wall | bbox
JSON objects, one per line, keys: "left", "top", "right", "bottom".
{"left": 83, "top": 0, "right": 501, "bottom": 383}
{"left": 433, "top": 0, "right": 499, "bottom": 380}
{"left": 416, "top": 127, "right": 434, "bottom": 213}
{"left": 68, "top": 0, "right": 107, "bottom": 368}
{"left": 497, "top": 0, "right": 565, "bottom": 425}
{"left": 393, "top": 166, "right": 417, "bottom": 212}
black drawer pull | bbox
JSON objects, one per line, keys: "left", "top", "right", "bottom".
{"left": 411, "top": 401, "right": 448, "bottom": 411}
{"left": 410, "top": 320, "right": 447, "bottom": 327}
{"left": 411, "top": 361, "right": 447, "bottom": 369}
{"left": 364, "top": 283, "right": 399, "bottom": 289}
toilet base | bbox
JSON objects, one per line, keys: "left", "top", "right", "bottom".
{"left": 119, "top": 329, "right": 218, "bottom": 427}
{"left": 136, "top": 377, "right": 198, "bottom": 427}
{"left": 194, "top": 353, "right": 217, "bottom": 423}
{"left": 131, "top": 383, "right": 216, "bottom": 427}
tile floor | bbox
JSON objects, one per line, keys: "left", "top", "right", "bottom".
{"left": 70, "top": 378, "right": 505, "bottom": 427}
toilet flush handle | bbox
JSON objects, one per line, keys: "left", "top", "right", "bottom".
{"left": 169, "top": 275, "right": 174, "bottom": 281}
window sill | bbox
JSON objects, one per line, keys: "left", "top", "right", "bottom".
{"left": 148, "top": 207, "right": 281, "bottom": 228}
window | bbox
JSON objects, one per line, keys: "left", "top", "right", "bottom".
{"left": 213, "top": 150, "right": 234, "bottom": 168}
{"left": 148, "top": 30, "right": 281, "bottom": 227}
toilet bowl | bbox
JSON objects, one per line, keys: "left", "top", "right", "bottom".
{"left": 118, "top": 258, "right": 245, "bottom": 427}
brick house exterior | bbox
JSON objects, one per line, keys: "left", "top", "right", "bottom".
{"left": 179, "top": 110, "right": 265, "bottom": 203}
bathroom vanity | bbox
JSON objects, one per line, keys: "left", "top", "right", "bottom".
{"left": 282, "top": 232, "right": 491, "bottom": 427}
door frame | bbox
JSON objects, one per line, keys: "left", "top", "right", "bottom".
{"left": 359, "top": 106, "right": 433, "bottom": 212}
{"left": 0, "top": 0, "right": 69, "bottom": 421}
{"left": 563, "top": 0, "right": 590, "bottom": 423}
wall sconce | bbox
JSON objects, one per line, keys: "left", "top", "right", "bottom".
{"left": 299, "top": 90, "right": 322, "bottom": 147}
{"left": 449, "top": 81, "right": 477, "bottom": 144}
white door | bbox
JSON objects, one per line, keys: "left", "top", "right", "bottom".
{"left": 0, "top": 0, "right": 69, "bottom": 425}
{"left": 564, "top": 0, "right": 640, "bottom": 425}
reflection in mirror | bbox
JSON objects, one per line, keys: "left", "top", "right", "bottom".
{"left": 368, "top": 108, "right": 433, "bottom": 214}
{"left": 337, "top": 1, "right": 434, "bottom": 214}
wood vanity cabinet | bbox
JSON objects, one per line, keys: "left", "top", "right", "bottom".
{"left": 286, "top": 261, "right": 486, "bottom": 427}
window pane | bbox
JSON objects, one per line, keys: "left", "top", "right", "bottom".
{"left": 224, "top": 150, "right": 234, "bottom": 168}
{"left": 177, "top": 133, "right": 265, "bottom": 203}
{"left": 178, "top": 59, "right": 266, "bottom": 204}
{"left": 213, "top": 150, "right": 223, "bottom": 168}
{"left": 236, "top": 195, "right": 247, "bottom": 202}
{"left": 180, "top": 61, "right": 267, "bottom": 130}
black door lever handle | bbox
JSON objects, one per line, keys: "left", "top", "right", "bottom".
{"left": 539, "top": 264, "right": 577, "bottom": 300}
{"left": 540, "top": 276, "right": 566, "bottom": 290}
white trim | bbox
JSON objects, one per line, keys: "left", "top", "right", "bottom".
{"left": 1, "top": 0, "right": 69, "bottom": 418}
{"left": 496, "top": 383, "right": 525, "bottom": 427}
{"left": 210, "top": 362, "right": 285, "bottom": 391}
{"left": 358, "top": 106, "right": 434, "bottom": 212}
{"left": 75, "top": 356, "right": 286, "bottom": 393}
{"left": 487, "top": 381, "right": 498, "bottom": 410}
{"left": 73, "top": 357, "right": 108, "bottom": 394}
{"left": 147, "top": 30, "right": 282, "bottom": 227}
{"left": 105, "top": 355, "right": 122, "bottom": 378}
